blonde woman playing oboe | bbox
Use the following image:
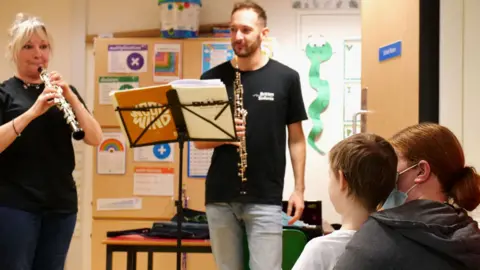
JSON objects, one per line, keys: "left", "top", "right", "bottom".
{"left": 0, "top": 13, "right": 101, "bottom": 270}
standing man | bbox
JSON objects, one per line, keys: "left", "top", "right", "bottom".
{"left": 194, "top": 1, "right": 308, "bottom": 269}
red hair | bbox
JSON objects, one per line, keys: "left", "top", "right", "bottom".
{"left": 390, "top": 123, "right": 480, "bottom": 211}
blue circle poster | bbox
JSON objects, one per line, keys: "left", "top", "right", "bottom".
{"left": 133, "top": 143, "right": 174, "bottom": 162}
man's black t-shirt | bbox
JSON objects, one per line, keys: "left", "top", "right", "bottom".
{"left": 200, "top": 59, "right": 308, "bottom": 205}
{"left": 0, "top": 77, "right": 86, "bottom": 214}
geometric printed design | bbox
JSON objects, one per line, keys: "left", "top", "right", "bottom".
{"left": 154, "top": 52, "right": 179, "bottom": 76}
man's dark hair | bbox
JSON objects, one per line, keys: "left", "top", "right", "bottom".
{"left": 231, "top": 1, "right": 267, "bottom": 26}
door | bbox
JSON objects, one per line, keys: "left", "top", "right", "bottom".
{"left": 361, "top": 0, "right": 420, "bottom": 138}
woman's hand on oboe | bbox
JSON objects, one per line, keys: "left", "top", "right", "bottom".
{"left": 28, "top": 87, "right": 61, "bottom": 117}
{"left": 48, "top": 71, "right": 75, "bottom": 103}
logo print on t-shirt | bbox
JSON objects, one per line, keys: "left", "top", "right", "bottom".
{"left": 253, "top": 92, "right": 275, "bottom": 101}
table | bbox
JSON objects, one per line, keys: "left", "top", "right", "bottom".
{"left": 103, "top": 235, "right": 211, "bottom": 270}
{"left": 103, "top": 224, "right": 329, "bottom": 270}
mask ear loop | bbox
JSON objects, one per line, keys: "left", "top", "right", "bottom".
{"left": 405, "top": 183, "right": 418, "bottom": 195}
{"left": 395, "top": 163, "right": 419, "bottom": 190}
{"left": 398, "top": 163, "right": 419, "bottom": 175}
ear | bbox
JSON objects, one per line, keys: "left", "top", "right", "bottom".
{"left": 414, "top": 160, "right": 431, "bottom": 184}
{"left": 261, "top": 27, "right": 269, "bottom": 39}
{"left": 338, "top": 170, "right": 349, "bottom": 192}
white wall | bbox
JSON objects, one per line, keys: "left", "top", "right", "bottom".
{"left": 439, "top": 0, "right": 480, "bottom": 220}
{"left": 461, "top": 0, "right": 480, "bottom": 175}
{"left": 439, "top": 0, "right": 464, "bottom": 141}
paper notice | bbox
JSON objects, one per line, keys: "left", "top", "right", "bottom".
{"left": 96, "top": 132, "right": 126, "bottom": 174}
{"left": 343, "top": 82, "right": 362, "bottom": 122}
{"left": 133, "top": 143, "right": 174, "bottom": 162}
{"left": 133, "top": 167, "right": 174, "bottom": 196}
{"left": 97, "top": 197, "right": 142, "bottom": 211}
{"left": 188, "top": 142, "right": 213, "bottom": 177}
{"left": 108, "top": 44, "right": 148, "bottom": 73}
{"left": 201, "top": 42, "right": 234, "bottom": 73}
{"left": 98, "top": 76, "right": 139, "bottom": 105}
{"left": 344, "top": 39, "right": 361, "bottom": 80}
{"left": 153, "top": 43, "right": 182, "bottom": 83}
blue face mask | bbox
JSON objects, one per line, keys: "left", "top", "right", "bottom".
{"left": 382, "top": 164, "right": 419, "bottom": 210}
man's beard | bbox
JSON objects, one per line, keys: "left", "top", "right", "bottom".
{"left": 233, "top": 37, "right": 262, "bottom": 58}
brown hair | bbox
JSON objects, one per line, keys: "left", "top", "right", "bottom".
{"left": 390, "top": 122, "right": 480, "bottom": 211}
{"left": 329, "top": 133, "right": 398, "bottom": 212}
{"left": 231, "top": 1, "right": 267, "bottom": 26}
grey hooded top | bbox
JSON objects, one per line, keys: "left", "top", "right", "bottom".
{"left": 333, "top": 200, "right": 480, "bottom": 270}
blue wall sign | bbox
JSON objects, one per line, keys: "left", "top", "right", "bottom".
{"left": 379, "top": 41, "right": 402, "bottom": 62}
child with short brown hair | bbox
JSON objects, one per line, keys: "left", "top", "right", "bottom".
{"left": 293, "top": 133, "right": 398, "bottom": 270}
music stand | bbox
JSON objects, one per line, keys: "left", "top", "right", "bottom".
{"left": 111, "top": 81, "right": 237, "bottom": 270}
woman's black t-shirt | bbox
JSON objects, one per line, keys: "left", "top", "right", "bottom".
{"left": 0, "top": 76, "right": 86, "bottom": 214}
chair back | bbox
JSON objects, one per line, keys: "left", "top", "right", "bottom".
{"left": 282, "top": 229, "right": 308, "bottom": 270}
{"left": 243, "top": 228, "right": 308, "bottom": 270}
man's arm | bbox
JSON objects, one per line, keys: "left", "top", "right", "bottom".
{"left": 193, "top": 141, "right": 227, "bottom": 149}
{"left": 285, "top": 71, "right": 308, "bottom": 224}
{"left": 288, "top": 121, "right": 306, "bottom": 192}
{"left": 194, "top": 141, "right": 240, "bottom": 149}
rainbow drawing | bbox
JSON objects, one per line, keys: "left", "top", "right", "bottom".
{"left": 99, "top": 138, "right": 124, "bottom": 153}
{"left": 154, "top": 52, "right": 179, "bottom": 76}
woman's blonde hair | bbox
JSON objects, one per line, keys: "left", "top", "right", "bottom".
{"left": 6, "top": 13, "right": 53, "bottom": 63}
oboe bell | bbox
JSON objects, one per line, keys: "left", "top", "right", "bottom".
{"left": 38, "top": 67, "right": 85, "bottom": 141}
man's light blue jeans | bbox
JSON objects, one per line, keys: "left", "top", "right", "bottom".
{"left": 206, "top": 203, "right": 283, "bottom": 270}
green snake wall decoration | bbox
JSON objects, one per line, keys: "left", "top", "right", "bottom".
{"left": 305, "top": 36, "right": 333, "bottom": 155}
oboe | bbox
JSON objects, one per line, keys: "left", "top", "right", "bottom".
{"left": 38, "top": 67, "right": 85, "bottom": 140}
{"left": 233, "top": 60, "right": 248, "bottom": 195}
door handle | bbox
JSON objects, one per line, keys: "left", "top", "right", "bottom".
{"left": 352, "top": 110, "right": 369, "bottom": 135}
{"left": 361, "top": 87, "right": 368, "bottom": 110}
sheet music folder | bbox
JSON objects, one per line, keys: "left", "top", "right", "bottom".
{"left": 110, "top": 79, "right": 237, "bottom": 148}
